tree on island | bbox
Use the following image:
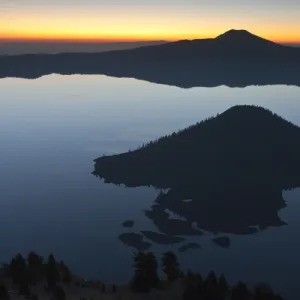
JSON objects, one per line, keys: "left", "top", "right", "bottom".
{"left": 46, "top": 254, "right": 60, "bottom": 289}
{"left": 162, "top": 251, "right": 180, "bottom": 282}
{"left": 131, "top": 252, "right": 159, "bottom": 293}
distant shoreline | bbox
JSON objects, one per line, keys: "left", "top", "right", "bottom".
{"left": 0, "top": 41, "right": 167, "bottom": 55}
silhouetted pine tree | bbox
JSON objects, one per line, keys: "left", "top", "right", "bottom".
{"left": 46, "top": 254, "right": 60, "bottom": 289}
{"left": 218, "top": 273, "right": 229, "bottom": 299}
{"left": 253, "top": 284, "right": 275, "bottom": 300}
{"left": 203, "top": 271, "right": 219, "bottom": 300}
{"left": 179, "top": 269, "right": 285, "bottom": 300}
{"left": 196, "top": 274, "right": 204, "bottom": 297}
{"left": 162, "top": 251, "right": 180, "bottom": 282}
{"left": 145, "top": 252, "right": 159, "bottom": 288}
{"left": 205, "top": 271, "right": 218, "bottom": 286}
{"left": 186, "top": 270, "right": 195, "bottom": 280}
{"left": 231, "top": 281, "right": 250, "bottom": 300}
{"left": 182, "top": 271, "right": 205, "bottom": 300}
{"left": 9, "top": 254, "right": 27, "bottom": 285}
{"left": 112, "top": 285, "right": 117, "bottom": 293}
{"left": 131, "top": 252, "right": 159, "bottom": 293}
{"left": 60, "top": 261, "right": 72, "bottom": 283}
{"left": 27, "top": 252, "right": 43, "bottom": 284}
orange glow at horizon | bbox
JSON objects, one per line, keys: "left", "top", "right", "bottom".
{"left": 2, "top": 32, "right": 299, "bottom": 45}
{"left": 0, "top": 4, "right": 299, "bottom": 44}
{"left": 2, "top": 27, "right": 300, "bottom": 44}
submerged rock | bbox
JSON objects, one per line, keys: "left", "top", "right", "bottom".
{"left": 141, "top": 230, "right": 185, "bottom": 245}
{"left": 119, "top": 233, "right": 151, "bottom": 251}
{"left": 212, "top": 236, "right": 231, "bottom": 248}
{"left": 178, "top": 243, "right": 201, "bottom": 253}
{"left": 122, "top": 220, "right": 135, "bottom": 228}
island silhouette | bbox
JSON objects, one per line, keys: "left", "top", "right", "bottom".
{"left": 93, "top": 105, "right": 300, "bottom": 249}
{"left": 1, "top": 30, "right": 300, "bottom": 88}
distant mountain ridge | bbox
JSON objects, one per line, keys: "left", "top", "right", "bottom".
{"left": 215, "top": 29, "right": 281, "bottom": 46}
{"left": 1, "top": 29, "right": 300, "bottom": 87}
{"left": 0, "top": 40, "right": 167, "bottom": 55}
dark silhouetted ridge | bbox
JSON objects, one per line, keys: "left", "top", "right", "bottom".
{"left": 215, "top": 29, "right": 281, "bottom": 48}
{"left": 1, "top": 30, "right": 300, "bottom": 87}
{"left": 93, "top": 105, "right": 300, "bottom": 189}
{"left": 216, "top": 29, "right": 254, "bottom": 39}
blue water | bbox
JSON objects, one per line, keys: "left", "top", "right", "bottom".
{"left": 0, "top": 75, "right": 300, "bottom": 298}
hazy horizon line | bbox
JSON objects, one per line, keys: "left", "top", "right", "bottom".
{"left": 1, "top": 36, "right": 299, "bottom": 45}
{"left": 1, "top": 29, "right": 300, "bottom": 45}
{"left": 1, "top": 38, "right": 299, "bottom": 46}
{"left": 0, "top": 37, "right": 170, "bottom": 43}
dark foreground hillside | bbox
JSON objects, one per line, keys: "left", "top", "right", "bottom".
{"left": 0, "top": 251, "right": 286, "bottom": 300}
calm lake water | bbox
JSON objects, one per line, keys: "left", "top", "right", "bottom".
{"left": 0, "top": 75, "right": 300, "bottom": 298}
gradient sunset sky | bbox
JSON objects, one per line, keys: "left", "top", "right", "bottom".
{"left": 0, "top": 0, "right": 299, "bottom": 43}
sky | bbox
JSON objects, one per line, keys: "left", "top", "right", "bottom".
{"left": 0, "top": 0, "right": 300, "bottom": 43}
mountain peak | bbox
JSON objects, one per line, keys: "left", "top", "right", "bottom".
{"left": 221, "top": 29, "right": 252, "bottom": 35}
{"left": 215, "top": 29, "right": 278, "bottom": 47}
{"left": 216, "top": 29, "right": 260, "bottom": 40}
